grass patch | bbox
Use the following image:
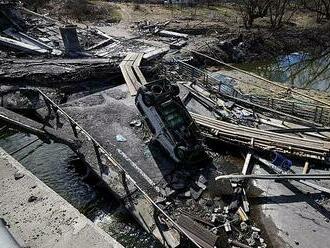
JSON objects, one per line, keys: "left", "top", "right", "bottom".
{"left": 61, "top": 0, "right": 121, "bottom": 22}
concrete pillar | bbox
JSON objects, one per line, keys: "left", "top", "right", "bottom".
{"left": 59, "top": 25, "right": 83, "bottom": 56}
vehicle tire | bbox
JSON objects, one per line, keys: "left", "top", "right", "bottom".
{"left": 142, "top": 92, "right": 155, "bottom": 107}
{"left": 171, "top": 84, "right": 180, "bottom": 96}
{"left": 174, "top": 145, "right": 187, "bottom": 161}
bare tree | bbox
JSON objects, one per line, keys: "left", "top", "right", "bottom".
{"left": 22, "top": 0, "right": 49, "bottom": 11}
{"left": 301, "top": 0, "right": 330, "bottom": 22}
{"left": 269, "top": 0, "right": 291, "bottom": 29}
{"left": 65, "top": 0, "right": 89, "bottom": 20}
{"left": 239, "top": 0, "right": 271, "bottom": 28}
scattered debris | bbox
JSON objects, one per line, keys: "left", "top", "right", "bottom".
{"left": 158, "top": 30, "right": 188, "bottom": 39}
{"left": 0, "top": 35, "right": 49, "bottom": 54}
{"left": 2, "top": 3, "right": 330, "bottom": 248}
{"left": 27, "top": 195, "right": 38, "bottom": 202}
{"left": 14, "top": 171, "right": 24, "bottom": 180}
{"left": 129, "top": 119, "right": 142, "bottom": 127}
{"left": 115, "top": 134, "right": 127, "bottom": 142}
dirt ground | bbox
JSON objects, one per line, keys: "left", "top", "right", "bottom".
{"left": 22, "top": 1, "right": 327, "bottom": 68}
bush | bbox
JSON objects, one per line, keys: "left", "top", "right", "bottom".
{"left": 22, "top": 0, "right": 50, "bottom": 11}
{"left": 65, "top": 0, "right": 90, "bottom": 19}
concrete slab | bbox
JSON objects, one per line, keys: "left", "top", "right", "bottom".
{"left": 252, "top": 164, "right": 330, "bottom": 248}
{"left": 62, "top": 84, "right": 172, "bottom": 191}
{"left": 0, "top": 148, "right": 123, "bottom": 248}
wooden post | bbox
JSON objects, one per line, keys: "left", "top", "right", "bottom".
{"left": 242, "top": 152, "right": 253, "bottom": 175}
{"left": 303, "top": 161, "right": 309, "bottom": 174}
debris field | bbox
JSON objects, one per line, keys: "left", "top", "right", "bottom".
{"left": 0, "top": 2, "right": 330, "bottom": 248}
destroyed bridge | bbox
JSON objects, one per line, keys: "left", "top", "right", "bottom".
{"left": 1, "top": 3, "right": 330, "bottom": 248}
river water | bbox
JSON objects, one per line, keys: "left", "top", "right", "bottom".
{"left": 238, "top": 51, "right": 330, "bottom": 92}
{"left": 0, "top": 132, "right": 161, "bottom": 247}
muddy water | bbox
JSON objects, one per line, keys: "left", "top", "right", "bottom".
{"left": 0, "top": 132, "right": 161, "bottom": 248}
{"left": 237, "top": 51, "right": 330, "bottom": 92}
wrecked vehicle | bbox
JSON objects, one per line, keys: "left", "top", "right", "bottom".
{"left": 135, "top": 79, "right": 206, "bottom": 163}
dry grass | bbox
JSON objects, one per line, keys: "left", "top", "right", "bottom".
{"left": 40, "top": 0, "right": 121, "bottom": 23}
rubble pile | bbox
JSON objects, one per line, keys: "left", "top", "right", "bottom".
{"left": 153, "top": 164, "right": 267, "bottom": 248}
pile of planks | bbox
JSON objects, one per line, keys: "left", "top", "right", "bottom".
{"left": 191, "top": 112, "right": 330, "bottom": 161}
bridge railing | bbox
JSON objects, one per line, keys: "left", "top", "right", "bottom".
{"left": 36, "top": 89, "right": 202, "bottom": 248}
{"left": 174, "top": 60, "right": 330, "bottom": 126}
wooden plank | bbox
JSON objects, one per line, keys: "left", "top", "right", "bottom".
{"left": 191, "top": 113, "right": 330, "bottom": 160}
{"left": 177, "top": 215, "right": 218, "bottom": 248}
{"left": 132, "top": 53, "right": 147, "bottom": 85}
{"left": 192, "top": 113, "right": 330, "bottom": 151}
{"left": 256, "top": 156, "right": 330, "bottom": 194}
{"left": 242, "top": 152, "right": 253, "bottom": 175}
{"left": 215, "top": 173, "right": 330, "bottom": 180}
{"left": 0, "top": 35, "right": 49, "bottom": 54}
{"left": 133, "top": 53, "right": 143, "bottom": 67}
{"left": 120, "top": 53, "right": 138, "bottom": 96}
{"left": 125, "top": 66, "right": 139, "bottom": 95}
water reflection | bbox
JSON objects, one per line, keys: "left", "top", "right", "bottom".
{"left": 238, "top": 51, "right": 330, "bottom": 92}
{"left": 0, "top": 133, "right": 161, "bottom": 247}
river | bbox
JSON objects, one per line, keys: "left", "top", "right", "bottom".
{"left": 237, "top": 51, "right": 330, "bottom": 92}
{"left": 0, "top": 132, "right": 161, "bottom": 248}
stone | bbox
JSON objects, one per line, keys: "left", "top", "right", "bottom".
{"left": 197, "top": 174, "right": 208, "bottom": 185}
{"left": 14, "top": 171, "right": 25, "bottom": 180}
{"left": 129, "top": 120, "right": 142, "bottom": 127}
{"left": 224, "top": 101, "right": 235, "bottom": 109}
{"left": 155, "top": 196, "right": 166, "bottom": 204}
{"left": 184, "top": 191, "right": 191, "bottom": 197}
{"left": 240, "top": 222, "right": 248, "bottom": 232}
{"left": 251, "top": 231, "right": 259, "bottom": 240}
{"left": 115, "top": 134, "right": 127, "bottom": 142}
{"left": 165, "top": 187, "right": 175, "bottom": 197}
{"left": 28, "top": 196, "right": 38, "bottom": 202}
{"left": 196, "top": 181, "right": 207, "bottom": 190}
{"left": 190, "top": 186, "right": 203, "bottom": 200}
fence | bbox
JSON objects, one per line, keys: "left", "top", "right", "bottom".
{"left": 36, "top": 89, "right": 202, "bottom": 248}
{"left": 174, "top": 61, "right": 330, "bottom": 126}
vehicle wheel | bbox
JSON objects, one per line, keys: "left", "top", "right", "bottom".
{"left": 142, "top": 92, "right": 155, "bottom": 107}
{"left": 171, "top": 84, "right": 180, "bottom": 96}
{"left": 174, "top": 146, "right": 187, "bottom": 161}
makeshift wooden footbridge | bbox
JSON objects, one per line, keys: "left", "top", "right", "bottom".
{"left": 120, "top": 52, "right": 147, "bottom": 96}
{"left": 172, "top": 60, "right": 330, "bottom": 126}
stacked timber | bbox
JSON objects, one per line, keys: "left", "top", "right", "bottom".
{"left": 191, "top": 112, "right": 330, "bottom": 161}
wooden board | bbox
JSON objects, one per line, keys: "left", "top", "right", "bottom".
{"left": 120, "top": 52, "right": 146, "bottom": 96}
{"left": 120, "top": 53, "right": 138, "bottom": 96}
{"left": 177, "top": 215, "right": 218, "bottom": 248}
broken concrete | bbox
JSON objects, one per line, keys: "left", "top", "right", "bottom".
{"left": 0, "top": 147, "right": 123, "bottom": 248}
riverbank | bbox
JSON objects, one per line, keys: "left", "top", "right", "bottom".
{"left": 0, "top": 147, "right": 124, "bottom": 248}
{"left": 25, "top": 2, "right": 330, "bottom": 64}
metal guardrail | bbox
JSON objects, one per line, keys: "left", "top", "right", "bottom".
{"left": 36, "top": 89, "right": 202, "bottom": 248}
{"left": 174, "top": 61, "right": 330, "bottom": 126}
